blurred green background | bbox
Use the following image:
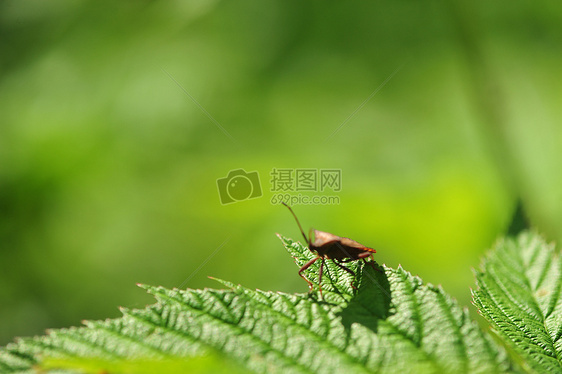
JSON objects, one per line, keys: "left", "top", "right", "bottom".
{"left": 2, "top": 0, "right": 562, "bottom": 345}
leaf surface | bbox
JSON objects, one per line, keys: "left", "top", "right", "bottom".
{"left": 0, "top": 235, "right": 509, "bottom": 373}
{"left": 473, "top": 232, "right": 562, "bottom": 373}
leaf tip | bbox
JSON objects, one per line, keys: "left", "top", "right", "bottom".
{"left": 210, "top": 276, "right": 238, "bottom": 289}
{"left": 137, "top": 283, "right": 150, "bottom": 290}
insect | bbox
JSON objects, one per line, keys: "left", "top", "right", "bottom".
{"left": 282, "top": 202, "right": 377, "bottom": 296}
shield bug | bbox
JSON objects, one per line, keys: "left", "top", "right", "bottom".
{"left": 282, "top": 202, "right": 377, "bottom": 296}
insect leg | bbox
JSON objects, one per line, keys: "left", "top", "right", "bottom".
{"left": 332, "top": 260, "right": 358, "bottom": 289}
{"left": 362, "top": 255, "right": 383, "bottom": 273}
{"left": 358, "top": 252, "right": 374, "bottom": 269}
{"left": 318, "top": 258, "right": 325, "bottom": 297}
{"left": 299, "top": 256, "right": 320, "bottom": 292}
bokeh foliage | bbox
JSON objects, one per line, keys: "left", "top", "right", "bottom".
{"left": 1, "top": 0, "right": 562, "bottom": 344}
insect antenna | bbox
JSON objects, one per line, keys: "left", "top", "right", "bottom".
{"left": 281, "top": 202, "right": 309, "bottom": 244}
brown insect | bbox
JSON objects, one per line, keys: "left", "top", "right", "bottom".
{"left": 282, "top": 202, "right": 377, "bottom": 296}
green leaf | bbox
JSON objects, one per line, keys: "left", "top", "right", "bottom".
{"left": 1, "top": 235, "right": 509, "bottom": 374}
{"left": 281, "top": 235, "right": 511, "bottom": 373}
{"left": 473, "top": 231, "right": 562, "bottom": 373}
{"left": 39, "top": 355, "right": 245, "bottom": 374}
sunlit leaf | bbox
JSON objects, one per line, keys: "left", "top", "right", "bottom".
{"left": 473, "top": 232, "right": 562, "bottom": 373}
{"left": 0, "top": 236, "right": 510, "bottom": 373}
